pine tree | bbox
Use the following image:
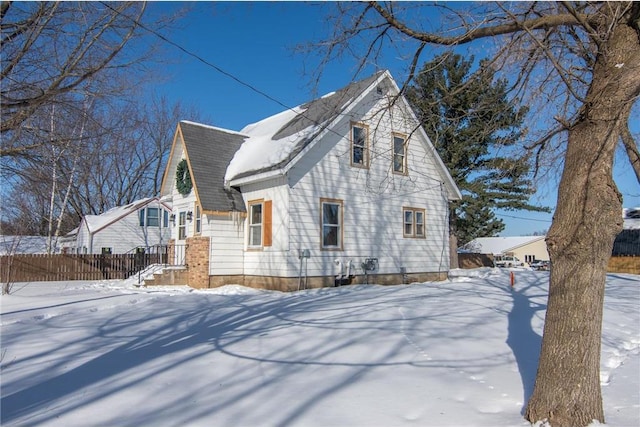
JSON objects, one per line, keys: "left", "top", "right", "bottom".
{"left": 406, "top": 53, "right": 548, "bottom": 247}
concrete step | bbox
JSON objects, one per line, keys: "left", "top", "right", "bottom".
{"left": 143, "top": 267, "right": 189, "bottom": 286}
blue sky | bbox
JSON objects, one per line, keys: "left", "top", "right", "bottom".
{"left": 147, "top": 2, "right": 639, "bottom": 236}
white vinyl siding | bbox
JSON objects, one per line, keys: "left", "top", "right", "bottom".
{"left": 240, "top": 181, "right": 291, "bottom": 277}
{"left": 207, "top": 216, "right": 244, "bottom": 276}
{"left": 228, "top": 80, "right": 452, "bottom": 279}
{"left": 285, "top": 88, "right": 450, "bottom": 277}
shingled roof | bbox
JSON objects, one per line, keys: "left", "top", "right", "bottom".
{"left": 225, "top": 70, "right": 386, "bottom": 183}
{"left": 179, "top": 121, "right": 247, "bottom": 213}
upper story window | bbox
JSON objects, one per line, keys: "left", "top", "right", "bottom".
{"left": 139, "top": 207, "right": 163, "bottom": 227}
{"left": 248, "top": 200, "right": 272, "bottom": 249}
{"left": 351, "top": 123, "right": 369, "bottom": 168}
{"left": 393, "top": 134, "right": 407, "bottom": 174}
{"left": 403, "top": 207, "right": 426, "bottom": 238}
{"left": 321, "top": 198, "right": 343, "bottom": 250}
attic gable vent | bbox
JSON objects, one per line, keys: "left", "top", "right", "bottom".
{"left": 376, "top": 86, "right": 384, "bottom": 95}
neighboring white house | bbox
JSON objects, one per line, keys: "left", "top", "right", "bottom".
{"left": 75, "top": 197, "right": 171, "bottom": 254}
{"left": 160, "top": 70, "right": 461, "bottom": 290}
{"left": 58, "top": 228, "right": 78, "bottom": 254}
{"left": 461, "top": 236, "right": 550, "bottom": 265}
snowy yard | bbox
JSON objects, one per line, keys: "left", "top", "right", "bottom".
{"left": 1, "top": 268, "right": 638, "bottom": 427}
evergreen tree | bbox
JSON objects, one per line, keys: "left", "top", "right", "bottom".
{"left": 406, "top": 52, "right": 548, "bottom": 246}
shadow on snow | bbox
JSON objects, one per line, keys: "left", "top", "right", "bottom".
{"left": 1, "top": 273, "right": 557, "bottom": 426}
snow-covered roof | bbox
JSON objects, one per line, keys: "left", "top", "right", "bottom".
{"left": 224, "top": 71, "right": 386, "bottom": 184}
{"left": 224, "top": 107, "right": 312, "bottom": 183}
{"left": 461, "top": 236, "right": 546, "bottom": 255}
{"left": 165, "top": 70, "right": 459, "bottom": 201}
{"left": 82, "top": 197, "right": 163, "bottom": 234}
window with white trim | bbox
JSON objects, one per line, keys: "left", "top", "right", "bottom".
{"left": 393, "top": 134, "right": 407, "bottom": 174}
{"left": 403, "top": 207, "right": 426, "bottom": 238}
{"left": 321, "top": 198, "right": 343, "bottom": 250}
{"left": 178, "top": 211, "right": 187, "bottom": 240}
{"left": 351, "top": 123, "right": 369, "bottom": 168}
{"left": 247, "top": 200, "right": 272, "bottom": 249}
{"left": 147, "top": 207, "right": 159, "bottom": 227}
{"left": 139, "top": 207, "right": 162, "bottom": 227}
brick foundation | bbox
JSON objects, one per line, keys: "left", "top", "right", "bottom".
{"left": 207, "top": 271, "right": 448, "bottom": 292}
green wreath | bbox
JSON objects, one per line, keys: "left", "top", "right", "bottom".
{"left": 176, "top": 159, "right": 192, "bottom": 195}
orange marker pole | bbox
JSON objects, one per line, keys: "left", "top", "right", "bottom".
{"left": 510, "top": 271, "right": 515, "bottom": 288}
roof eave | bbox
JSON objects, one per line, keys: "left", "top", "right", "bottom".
{"left": 227, "top": 168, "right": 286, "bottom": 189}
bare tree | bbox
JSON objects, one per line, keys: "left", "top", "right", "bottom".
{"left": 0, "top": 1, "right": 146, "bottom": 150}
{"left": 1, "top": 1, "right": 192, "bottom": 235}
{"left": 59, "top": 95, "right": 200, "bottom": 216}
{"left": 3, "top": 95, "right": 199, "bottom": 236}
{"left": 310, "top": 2, "right": 640, "bottom": 426}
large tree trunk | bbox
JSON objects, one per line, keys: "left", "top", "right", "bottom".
{"left": 525, "top": 14, "right": 640, "bottom": 427}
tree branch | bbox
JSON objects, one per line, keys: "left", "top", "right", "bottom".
{"left": 620, "top": 122, "right": 640, "bottom": 184}
{"left": 368, "top": 1, "right": 586, "bottom": 45}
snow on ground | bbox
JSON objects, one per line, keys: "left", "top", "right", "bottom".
{"left": 1, "top": 269, "right": 638, "bottom": 427}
